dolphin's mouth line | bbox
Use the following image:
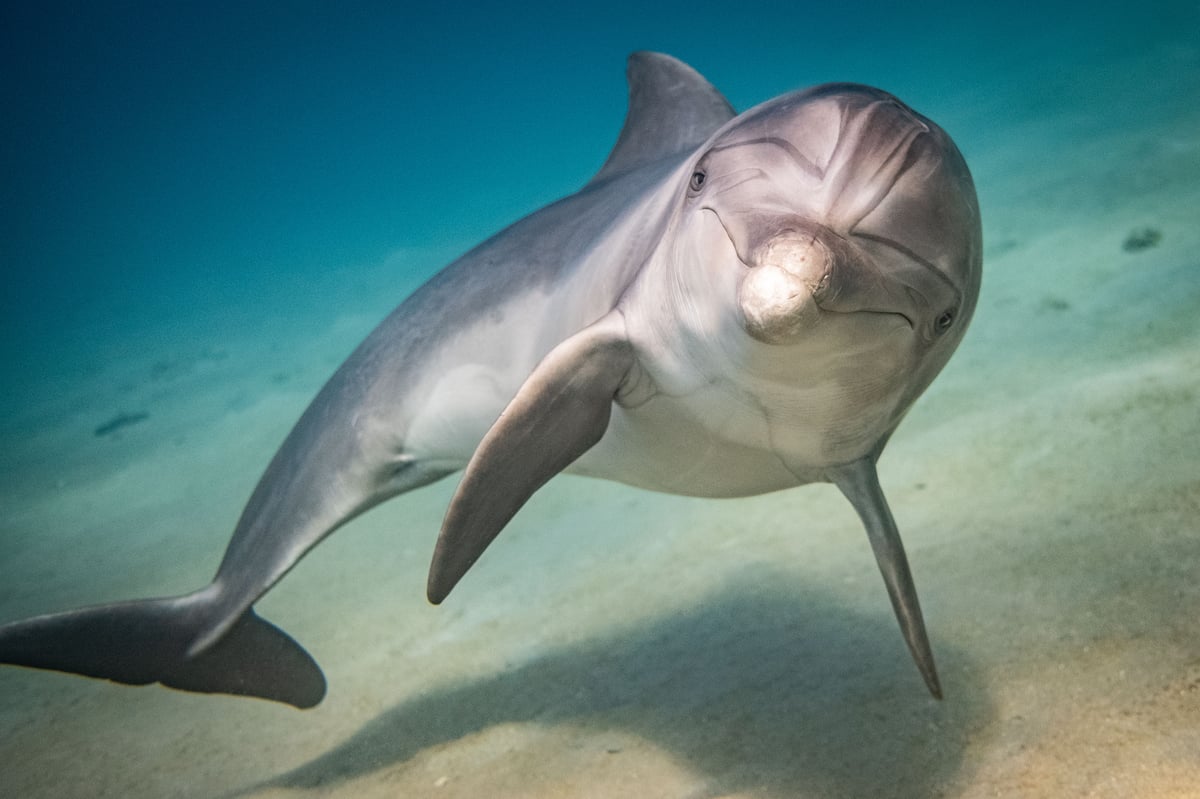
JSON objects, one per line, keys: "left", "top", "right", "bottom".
{"left": 823, "top": 306, "right": 915, "bottom": 330}
{"left": 701, "top": 206, "right": 751, "bottom": 270}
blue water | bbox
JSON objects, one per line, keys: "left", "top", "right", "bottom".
{"left": 2, "top": 2, "right": 1199, "bottom": 797}
{"left": 2, "top": 2, "right": 1188, "bottom": 363}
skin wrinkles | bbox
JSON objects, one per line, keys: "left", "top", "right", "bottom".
{"left": 698, "top": 168, "right": 771, "bottom": 204}
{"left": 705, "top": 136, "right": 826, "bottom": 179}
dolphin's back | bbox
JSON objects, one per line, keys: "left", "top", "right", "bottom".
{"left": 327, "top": 51, "right": 740, "bottom": 460}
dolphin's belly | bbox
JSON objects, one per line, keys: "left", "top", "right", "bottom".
{"left": 570, "top": 390, "right": 820, "bottom": 498}
{"left": 571, "top": 351, "right": 907, "bottom": 498}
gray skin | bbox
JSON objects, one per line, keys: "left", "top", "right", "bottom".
{"left": 0, "top": 52, "right": 981, "bottom": 708}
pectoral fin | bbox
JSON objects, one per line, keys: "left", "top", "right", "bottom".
{"left": 427, "top": 312, "right": 634, "bottom": 604}
{"left": 829, "top": 457, "right": 942, "bottom": 699}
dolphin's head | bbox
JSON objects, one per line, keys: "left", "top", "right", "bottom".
{"left": 686, "top": 84, "right": 980, "bottom": 351}
{"left": 665, "top": 84, "right": 982, "bottom": 457}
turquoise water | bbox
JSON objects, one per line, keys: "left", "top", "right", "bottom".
{"left": 2, "top": 2, "right": 1186, "bottom": 372}
{"left": 2, "top": 2, "right": 1199, "bottom": 797}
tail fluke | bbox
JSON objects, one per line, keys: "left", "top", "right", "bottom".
{"left": 0, "top": 593, "right": 325, "bottom": 708}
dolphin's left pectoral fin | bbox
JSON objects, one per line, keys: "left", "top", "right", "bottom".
{"left": 427, "top": 312, "right": 634, "bottom": 604}
{"left": 828, "top": 457, "right": 942, "bottom": 699}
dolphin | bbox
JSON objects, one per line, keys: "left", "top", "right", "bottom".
{"left": 0, "top": 52, "right": 981, "bottom": 708}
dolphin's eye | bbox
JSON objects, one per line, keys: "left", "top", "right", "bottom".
{"left": 935, "top": 309, "right": 956, "bottom": 333}
{"left": 689, "top": 170, "right": 706, "bottom": 193}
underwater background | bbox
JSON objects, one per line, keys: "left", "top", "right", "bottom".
{"left": 2, "top": 1, "right": 1198, "bottom": 796}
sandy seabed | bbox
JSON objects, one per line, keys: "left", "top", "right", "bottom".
{"left": 2, "top": 39, "right": 1199, "bottom": 799}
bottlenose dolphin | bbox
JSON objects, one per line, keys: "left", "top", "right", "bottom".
{"left": 0, "top": 52, "right": 981, "bottom": 708}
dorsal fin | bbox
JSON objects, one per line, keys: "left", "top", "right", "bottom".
{"left": 588, "top": 52, "right": 736, "bottom": 186}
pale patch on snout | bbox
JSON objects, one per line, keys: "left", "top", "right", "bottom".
{"left": 738, "top": 235, "right": 831, "bottom": 343}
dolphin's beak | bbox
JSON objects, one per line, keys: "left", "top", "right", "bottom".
{"left": 713, "top": 210, "right": 923, "bottom": 342}
{"left": 816, "top": 233, "right": 967, "bottom": 342}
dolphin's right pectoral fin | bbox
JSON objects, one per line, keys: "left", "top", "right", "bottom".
{"left": 427, "top": 312, "right": 634, "bottom": 604}
{"left": 0, "top": 592, "right": 325, "bottom": 708}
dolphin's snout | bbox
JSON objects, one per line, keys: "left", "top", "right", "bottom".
{"left": 738, "top": 231, "right": 832, "bottom": 344}
{"left": 734, "top": 221, "right": 924, "bottom": 343}
{"left": 762, "top": 234, "right": 832, "bottom": 291}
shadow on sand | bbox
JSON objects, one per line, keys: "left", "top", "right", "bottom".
{"left": 252, "top": 571, "right": 991, "bottom": 797}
